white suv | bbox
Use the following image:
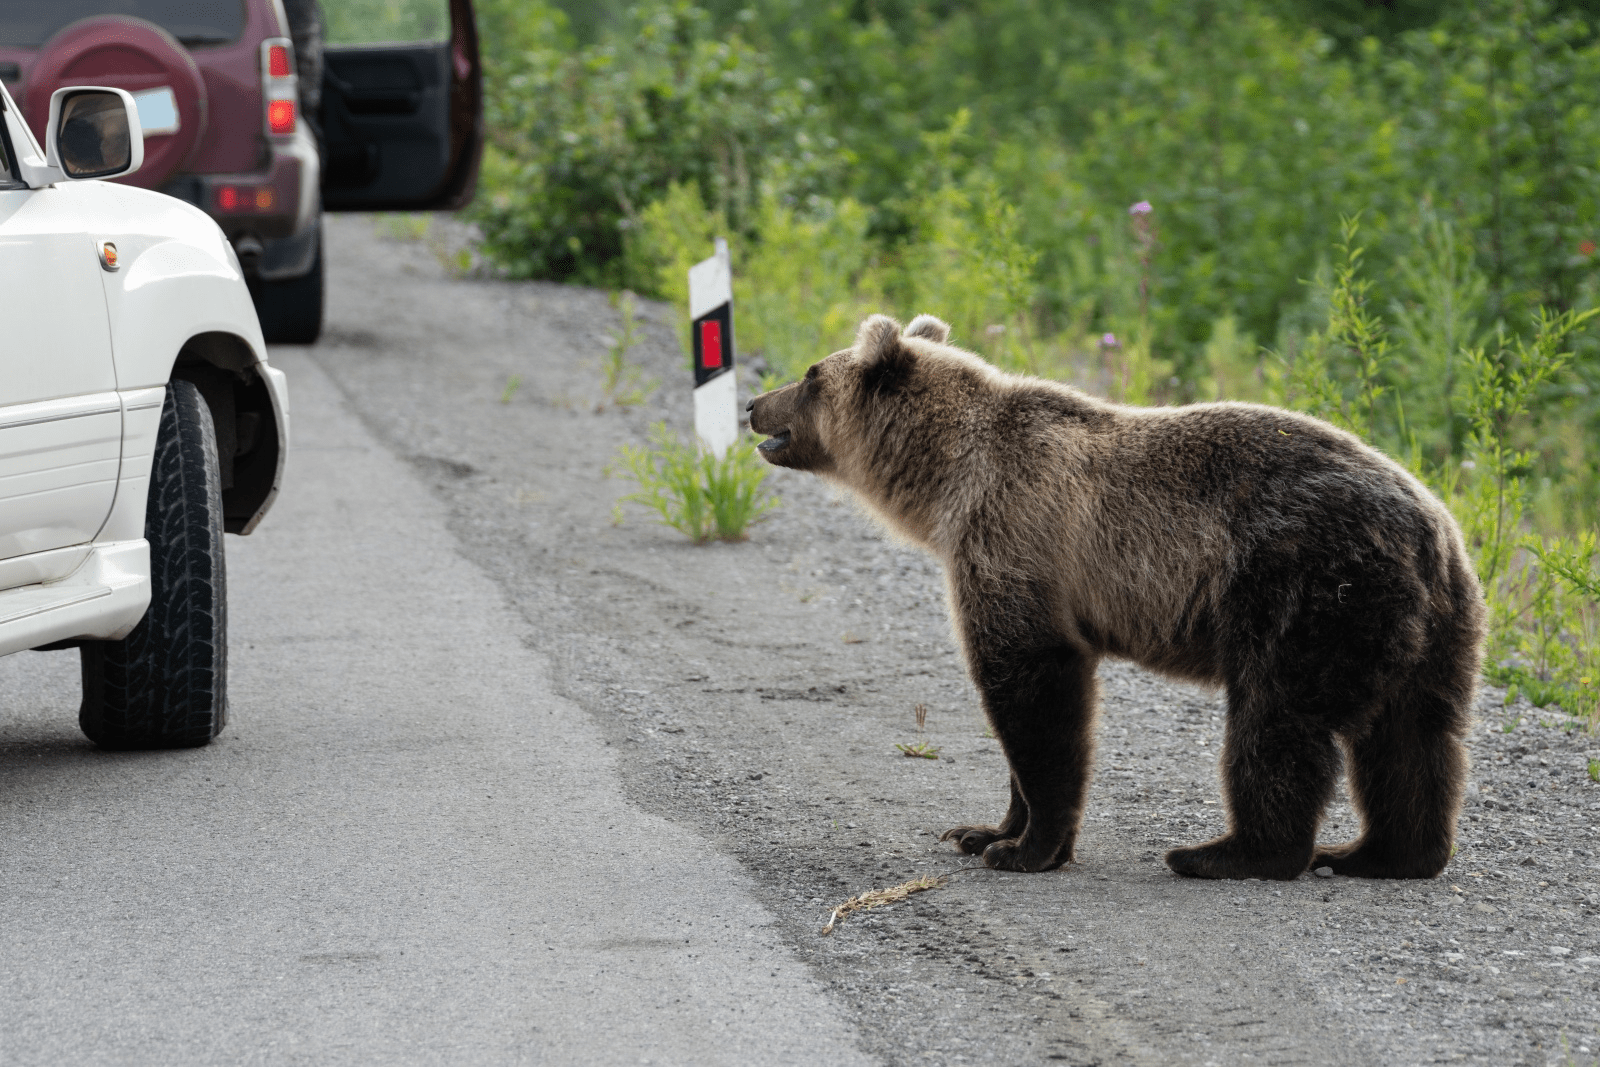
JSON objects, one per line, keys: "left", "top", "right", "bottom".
{"left": 0, "top": 80, "right": 287, "bottom": 749}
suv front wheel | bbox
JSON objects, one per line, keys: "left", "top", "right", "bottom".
{"left": 80, "top": 379, "right": 228, "bottom": 749}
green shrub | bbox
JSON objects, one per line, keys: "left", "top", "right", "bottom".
{"left": 612, "top": 424, "right": 778, "bottom": 543}
{"left": 631, "top": 182, "right": 885, "bottom": 382}
{"left": 468, "top": 0, "right": 811, "bottom": 288}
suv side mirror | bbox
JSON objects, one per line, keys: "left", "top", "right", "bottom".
{"left": 45, "top": 87, "right": 143, "bottom": 180}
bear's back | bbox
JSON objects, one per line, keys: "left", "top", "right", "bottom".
{"left": 983, "top": 386, "right": 1463, "bottom": 676}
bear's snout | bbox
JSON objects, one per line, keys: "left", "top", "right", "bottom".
{"left": 747, "top": 382, "right": 798, "bottom": 438}
{"left": 748, "top": 382, "right": 816, "bottom": 467}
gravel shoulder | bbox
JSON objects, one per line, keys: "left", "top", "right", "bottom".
{"left": 314, "top": 214, "right": 1600, "bottom": 1067}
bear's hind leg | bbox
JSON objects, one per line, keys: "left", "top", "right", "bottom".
{"left": 940, "top": 774, "right": 1027, "bottom": 855}
{"left": 1166, "top": 694, "right": 1340, "bottom": 881}
{"left": 1314, "top": 682, "right": 1469, "bottom": 879}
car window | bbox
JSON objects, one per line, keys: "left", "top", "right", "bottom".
{"left": 0, "top": 95, "right": 26, "bottom": 188}
{"left": 325, "top": 0, "right": 448, "bottom": 45}
{"left": 0, "top": 1, "right": 246, "bottom": 48}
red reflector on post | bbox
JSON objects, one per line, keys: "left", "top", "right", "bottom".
{"left": 700, "top": 320, "right": 723, "bottom": 369}
{"left": 267, "top": 99, "right": 295, "bottom": 134}
{"left": 267, "top": 44, "right": 292, "bottom": 78}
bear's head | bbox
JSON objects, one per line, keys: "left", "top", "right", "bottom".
{"left": 747, "top": 312, "right": 972, "bottom": 480}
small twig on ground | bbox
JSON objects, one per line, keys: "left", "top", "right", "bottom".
{"left": 819, "top": 865, "right": 986, "bottom": 935}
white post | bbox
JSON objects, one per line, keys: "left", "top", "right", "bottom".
{"left": 688, "top": 239, "right": 737, "bottom": 459}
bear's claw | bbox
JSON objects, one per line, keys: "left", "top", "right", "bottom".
{"left": 982, "top": 837, "right": 1067, "bottom": 873}
{"left": 940, "top": 825, "right": 1005, "bottom": 855}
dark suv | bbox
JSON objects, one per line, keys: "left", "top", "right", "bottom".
{"left": 0, "top": 0, "right": 482, "bottom": 343}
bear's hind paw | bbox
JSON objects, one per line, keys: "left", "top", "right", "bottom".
{"left": 939, "top": 825, "right": 1006, "bottom": 855}
{"left": 1311, "top": 841, "right": 1448, "bottom": 879}
{"left": 1165, "top": 838, "right": 1310, "bottom": 881}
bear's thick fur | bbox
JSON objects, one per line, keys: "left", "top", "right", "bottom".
{"left": 748, "top": 314, "right": 1485, "bottom": 880}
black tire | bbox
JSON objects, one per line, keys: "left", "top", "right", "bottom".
{"left": 251, "top": 231, "right": 325, "bottom": 345}
{"left": 80, "top": 380, "right": 228, "bottom": 750}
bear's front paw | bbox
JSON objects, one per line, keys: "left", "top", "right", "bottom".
{"left": 981, "top": 837, "right": 1064, "bottom": 873}
{"left": 939, "top": 825, "right": 1005, "bottom": 855}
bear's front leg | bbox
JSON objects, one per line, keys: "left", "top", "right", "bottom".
{"left": 939, "top": 774, "right": 1026, "bottom": 855}
{"left": 957, "top": 600, "right": 1099, "bottom": 873}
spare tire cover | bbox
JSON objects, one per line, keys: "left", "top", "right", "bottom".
{"left": 25, "top": 16, "right": 208, "bottom": 190}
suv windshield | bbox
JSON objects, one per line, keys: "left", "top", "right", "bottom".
{"left": 0, "top": 95, "right": 22, "bottom": 188}
{"left": 0, "top": 1, "right": 246, "bottom": 48}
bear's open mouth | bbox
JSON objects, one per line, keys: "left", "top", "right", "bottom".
{"left": 757, "top": 430, "right": 792, "bottom": 453}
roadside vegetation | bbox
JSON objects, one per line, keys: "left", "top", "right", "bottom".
{"left": 467, "top": 0, "right": 1600, "bottom": 728}
{"left": 611, "top": 425, "right": 777, "bottom": 542}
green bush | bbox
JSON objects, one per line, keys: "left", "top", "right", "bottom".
{"left": 467, "top": 0, "right": 814, "bottom": 288}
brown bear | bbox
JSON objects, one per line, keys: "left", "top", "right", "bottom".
{"left": 747, "top": 313, "right": 1485, "bottom": 880}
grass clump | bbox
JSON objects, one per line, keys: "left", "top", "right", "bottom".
{"left": 612, "top": 423, "right": 777, "bottom": 543}
{"left": 896, "top": 702, "right": 941, "bottom": 760}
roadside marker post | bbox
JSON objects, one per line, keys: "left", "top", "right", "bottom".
{"left": 689, "top": 237, "right": 737, "bottom": 459}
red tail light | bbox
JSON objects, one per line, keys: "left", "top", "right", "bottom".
{"left": 261, "top": 38, "right": 298, "bottom": 137}
{"left": 267, "top": 44, "right": 292, "bottom": 78}
{"left": 267, "top": 99, "right": 296, "bottom": 135}
{"left": 218, "top": 185, "right": 240, "bottom": 211}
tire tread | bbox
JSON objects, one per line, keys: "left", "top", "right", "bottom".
{"left": 80, "top": 379, "right": 228, "bottom": 749}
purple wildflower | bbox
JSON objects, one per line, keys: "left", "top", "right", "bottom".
{"left": 1101, "top": 332, "right": 1118, "bottom": 347}
{"left": 1128, "top": 200, "right": 1153, "bottom": 216}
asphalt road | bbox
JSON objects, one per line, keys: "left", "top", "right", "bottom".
{"left": 0, "top": 352, "right": 870, "bottom": 1063}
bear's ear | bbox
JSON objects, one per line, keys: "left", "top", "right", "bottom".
{"left": 904, "top": 314, "right": 951, "bottom": 344}
{"left": 855, "top": 314, "right": 903, "bottom": 361}
{"left": 855, "top": 313, "right": 915, "bottom": 394}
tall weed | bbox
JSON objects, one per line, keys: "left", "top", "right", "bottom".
{"left": 613, "top": 424, "right": 778, "bottom": 543}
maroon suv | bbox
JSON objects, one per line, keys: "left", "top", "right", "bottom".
{"left": 0, "top": 0, "right": 482, "bottom": 343}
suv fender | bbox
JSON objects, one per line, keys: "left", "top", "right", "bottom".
{"left": 53, "top": 181, "right": 289, "bottom": 540}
